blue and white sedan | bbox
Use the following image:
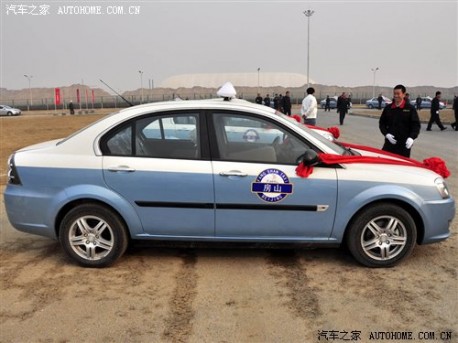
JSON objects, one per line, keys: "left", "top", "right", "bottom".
{"left": 4, "top": 89, "right": 455, "bottom": 268}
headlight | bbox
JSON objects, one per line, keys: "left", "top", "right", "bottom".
{"left": 435, "top": 178, "right": 450, "bottom": 199}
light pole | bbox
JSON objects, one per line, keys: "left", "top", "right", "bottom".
{"left": 371, "top": 67, "right": 379, "bottom": 98}
{"left": 257, "top": 67, "right": 260, "bottom": 94}
{"left": 303, "top": 9, "right": 315, "bottom": 88}
{"left": 138, "top": 70, "right": 144, "bottom": 104}
{"left": 24, "top": 74, "right": 33, "bottom": 111}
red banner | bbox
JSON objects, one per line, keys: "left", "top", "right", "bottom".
{"left": 91, "top": 89, "right": 95, "bottom": 104}
{"left": 76, "top": 89, "right": 80, "bottom": 103}
{"left": 54, "top": 88, "right": 61, "bottom": 105}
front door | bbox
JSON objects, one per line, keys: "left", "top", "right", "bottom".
{"left": 209, "top": 111, "right": 338, "bottom": 241}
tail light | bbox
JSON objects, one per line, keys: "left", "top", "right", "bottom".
{"left": 7, "top": 154, "right": 22, "bottom": 185}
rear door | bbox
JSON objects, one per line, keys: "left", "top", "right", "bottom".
{"left": 101, "top": 111, "right": 215, "bottom": 237}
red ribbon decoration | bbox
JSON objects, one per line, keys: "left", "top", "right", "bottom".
{"left": 290, "top": 115, "right": 340, "bottom": 139}
{"left": 296, "top": 142, "right": 450, "bottom": 179}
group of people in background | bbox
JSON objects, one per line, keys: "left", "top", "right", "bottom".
{"left": 254, "top": 84, "right": 456, "bottom": 159}
{"left": 255, "top": 92, "right": 292, "bottom": 115}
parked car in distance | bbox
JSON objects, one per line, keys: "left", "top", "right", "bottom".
{"left": 4, "top": 84, "right": 455, "bottom": 268}
{"left": 365, "top": 96, "right": 392, "bottom": 109}
{"left": 0, "top": 105, "right": 21, "bottom": 116}
{"left": 411, "top": 96, "right": 446, "bottom": 109}
{"left": 320, "top": 96, "right": 338, "bottom": 109}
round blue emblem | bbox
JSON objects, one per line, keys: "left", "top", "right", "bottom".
{"left": 251, "top": 169, "right": 293, "bottom": 202}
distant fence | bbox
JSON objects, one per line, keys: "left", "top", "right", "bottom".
{"left": 1, "top": 91, "right": 454, "bottom": 111}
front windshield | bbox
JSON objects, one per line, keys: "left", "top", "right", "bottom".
{"left": 279, "top": 112, "right": 347, "bottom": 155}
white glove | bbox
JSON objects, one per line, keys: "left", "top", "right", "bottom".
{"left": 386, "top": 133, "right": 397, "bottom": 145}
{"left": 405, "top": 138, "right": 414, "bottom": 149}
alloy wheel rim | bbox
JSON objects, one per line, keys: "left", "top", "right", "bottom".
{"left": 361, "top": 215, "right": 407, "bottom": 261}
{"left": 68, "top": 215, "right": 114, "bottom": 261}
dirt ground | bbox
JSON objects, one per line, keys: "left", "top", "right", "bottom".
{"left": 0, "top": 108, "right": 457, "bottom": 343}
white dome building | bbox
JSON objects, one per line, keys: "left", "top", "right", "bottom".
{"left": 160, "top": 72, "right": 314, "bottom": 89}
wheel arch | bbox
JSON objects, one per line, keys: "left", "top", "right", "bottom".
{"left": 54, "top": 199, "right": 133, "bottom": 240}
{"left": 342, "top": 199, "right": 425, "bottom": 246}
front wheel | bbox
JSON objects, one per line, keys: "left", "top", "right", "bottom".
{"left": 59, "top": 204, "right": 128, "bottom": 268}
{"left": 346, "top": 204, "right": 416, "bottom": 267}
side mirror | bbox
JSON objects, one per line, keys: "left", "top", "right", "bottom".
{"left": 297, "top": 149, "right": 319, "bottom": 166}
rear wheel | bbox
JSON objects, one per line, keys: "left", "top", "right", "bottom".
{"left": 346, "top": 204, "right": 416, "bottom": 267}
{"left": 368, "top": 104, "right": 374, "bottom": 109}
{"left": 7, "top": 111, "right": 12, "bottom": 116}
{"left": 59, "top": 204, "right": 128, "bottom": 268}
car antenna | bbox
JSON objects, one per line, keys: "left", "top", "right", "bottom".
{"left": 99, "top": 79, "right": 134, "bottom": 107}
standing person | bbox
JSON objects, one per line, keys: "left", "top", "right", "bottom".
{"left": 68, "top": 100, "right": 75, "bottom": 115}
{"left": 277, "top": 94, "right": 283, "bottom": 112}
{"left": 273, "top": 94, "right": 279, "bottom": 110}
{"left": 282, "top": 91, "right": 292, "bottom": 116}
{"left": 416, "top": 95, "right": 422, "bottom": 111}
{"left": 426, "top": 91, "right": 446, "bottom": 131}
{"left": 377, "top": 93, "right": 383, "bottom": 109}
{"left": 325, "top": 95, "right": 331, "bottom": 112}
{"left": 379, "top": 84, "right": 420, "bottom": 158}
{"left": 255, "top": 93, "right": 263, "bottom": 104}
{"left": 263, "top": 94, "right": 271, "bottom": 107}
{"left": 336, "top": 92, "right": 349, "bottom": 125}
{"left": 301, "top": 87, "right": 318, "bottom": 125}
{"left": 452, "top": 95, "right": 458, "bottom": 131}
{"left": 404, "top": 93, "right": 410, "bottom": 105}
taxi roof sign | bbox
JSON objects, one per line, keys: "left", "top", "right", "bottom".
{"left": 217, "top": 82, "right": 237, "bottom": 100}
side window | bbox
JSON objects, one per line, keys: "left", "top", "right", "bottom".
{"left": 101, "top": 113, "right": 200, "bottom": 159}
{"left": 213, "top": 113, "right": 310, "bottom": 164}
{"left": 136, "top": 114, "right": 199, "bottom": 159}
{"left": 106, "top": 126, "right": 132, "bottom": 156}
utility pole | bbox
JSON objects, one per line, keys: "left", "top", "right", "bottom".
{"left": 303, "top": 10, "right": 315, "bottom": 88}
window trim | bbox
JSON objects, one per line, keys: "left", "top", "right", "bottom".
{"left": 99, "top": 110, "right": 211, "bottom": 160}
{"left": 206, "top": 110, "right": 320, "bottom": 165}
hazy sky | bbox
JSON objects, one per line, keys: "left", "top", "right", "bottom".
{"left": 1, "top": 0, "right": 457, "bottom": 92}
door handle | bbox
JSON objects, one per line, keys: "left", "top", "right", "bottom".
{"left": 219, "top": 170, "right": 248, "bottom": 177}
{"left": 107, "top": 165, "right": 136, "bottom": 173}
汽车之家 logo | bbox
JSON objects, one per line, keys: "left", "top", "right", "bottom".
{"left": 251, "top": 169, "right": 293, "bottom": 202}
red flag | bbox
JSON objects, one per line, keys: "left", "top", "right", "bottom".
{"left": 54, "top": 88, "right": 61, "bottom": 105}
{"left": 91, "top": 89, "right": 95, "bottom": 104}
{"left": 76, "top": 89, "right": 80, "bottom": 103}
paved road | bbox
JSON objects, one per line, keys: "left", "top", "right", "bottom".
{"left": 1, "top": 111, "right": 457, "bottom": 343}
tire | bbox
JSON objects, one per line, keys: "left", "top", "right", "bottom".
{"left": 59, "top": 204, "right": 129, "bottom": 268}
{"left": 7, "top": 111, "right": 12, "bottom": 116}
{"left": 368, "top": 104, "right": 373, "bottom": 109}
{"left": 346, "top": 203, "right": 416, "bottom": 268}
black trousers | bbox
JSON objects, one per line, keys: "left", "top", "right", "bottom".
{"left": 427, "top": 112, "right": 445, "bottom": 130}
{"left": 338, "top": 111, "right": 346, "bottom": 125}
{"left": 382, "top": 141, "right": 411, "bottom": 158}
{"left": 452, "top": 111, "right": 458, "bottom": 131}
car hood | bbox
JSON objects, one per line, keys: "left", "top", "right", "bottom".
{"left": 342, "top": 148, "right": 442, "bottom": 182}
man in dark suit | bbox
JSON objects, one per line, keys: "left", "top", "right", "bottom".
{"left": 379, "top": 84, "right": 421, "bottom": 157}
{"left": 452, "top": 96, "right": 458, "bottom": 131}
{"left": 281, "top": 91, "right": 292, "bottom": 115}
{"left": 426, "top": 91, "right": 446, "bottom": 131}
